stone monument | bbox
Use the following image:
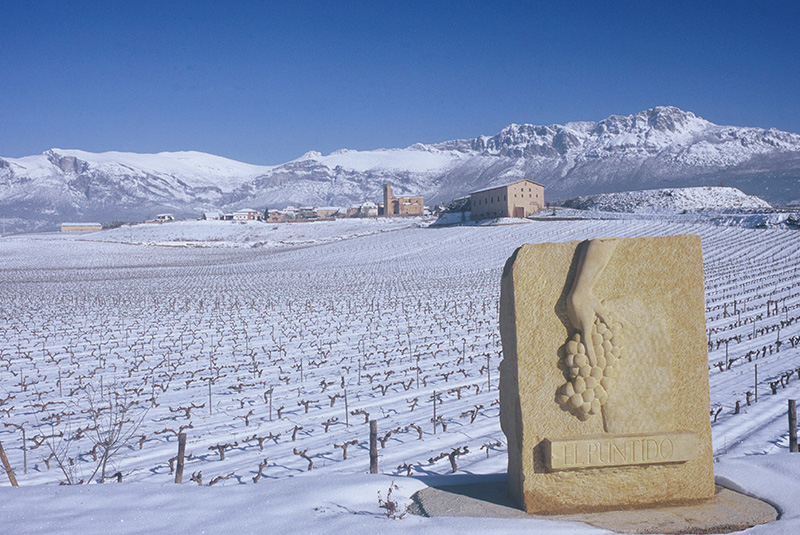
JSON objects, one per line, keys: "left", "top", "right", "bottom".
{"left": 499, "top": 235, "right": 715, "bottom": 514}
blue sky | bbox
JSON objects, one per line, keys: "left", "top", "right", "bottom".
{"left": 1, "top": 1, "right": 798, "bottom": 164}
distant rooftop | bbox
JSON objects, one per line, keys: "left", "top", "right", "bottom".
{"left": 469, "top": 178, "right": 545, "bottom": 195}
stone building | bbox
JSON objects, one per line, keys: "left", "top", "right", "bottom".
{"left": 315, "top": 207, "right": 340, "bottom": 218}
{"left": 469, "top": 179, "right": 544, "bottom": 221}
{"left": 267, "top": 211, "right": 292, "bottom": 223}
{"left": 382, "top": 183, "right": 424, "bottom": 216}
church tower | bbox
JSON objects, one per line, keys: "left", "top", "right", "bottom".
{"left": 383, "top": 183, "right": 394, "bottom": 216}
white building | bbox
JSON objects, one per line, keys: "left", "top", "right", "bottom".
{"left": 232, "top": 209, "right": 262, "bottom": 221}
{"left": 359, "top": 201, "right": 378, "bottom": 217}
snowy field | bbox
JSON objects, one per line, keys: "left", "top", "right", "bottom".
{"left": 2, "top": 216, "right": 800, "bottom": 534}
{"left": 52, "top": 217, "right": 430, "bottom": 248}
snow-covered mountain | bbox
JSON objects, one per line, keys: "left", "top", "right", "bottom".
{"left": 3, "top": 106, "right": 800, "bottom": 232}
{"left": 0, "top": 149, "right": 273, "bottom": 232}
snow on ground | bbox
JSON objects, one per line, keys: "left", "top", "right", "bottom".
{"left": 534, "top": 205, "right": 800, "bottom": 231}
{"left": 0, "top": 456, "right": 797, "bottom": 535}
{"left": 430, "top": 212, "right": 532, "bottom": 227}
{"left": 2, "top": 215, "right": 800, "bottom": 534}
{"left": 557, "top": 186, "right": 772, "bottom": 213}
{"left": 33, "top": 217, "right": 431, "bottom": 248}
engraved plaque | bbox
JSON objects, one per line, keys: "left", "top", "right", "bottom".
{"left": 545, "top": 431, "right": 698, "bottom": 471}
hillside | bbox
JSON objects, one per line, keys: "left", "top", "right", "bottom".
{"left": 556, "top": 186, "right": 773, "bottom": 213}
{"left": 3, "top": 106, "right": 800, "bottom": 233}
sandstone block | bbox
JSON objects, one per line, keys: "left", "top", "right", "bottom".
{"left": 499, "top": 235, "right": 714, "bottom": 514}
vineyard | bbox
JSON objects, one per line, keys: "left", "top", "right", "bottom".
{"left": 1, "top": 217, "right": 800, "bottom": 532}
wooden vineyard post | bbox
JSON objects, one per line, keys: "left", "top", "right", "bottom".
{"left": 790, "top": 400, "right": 798, "bottom": 453}
{"left": 21, "top": 428, "right": 26, "bottom": 475}
{"left": 432, "top": 390, "right": 437, "bottom": 434}
{"left": 344, "top": 389, "right": 349, "bottom": 427}
{"left": 0, "top": 441, "right": 18, "bottom": 487}
{"left": 369, "top": 420, "right": 378, "bottom": 474}
{"left": 754, "top": 364, "right": 758, "bottom": 403}
{"left": 175, "top": 433, "right": 187, "bottom": 483}
{"left": 487, "top": 354, "right": 491, "bottom": 392}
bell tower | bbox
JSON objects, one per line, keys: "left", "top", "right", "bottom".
{"left": 383, "top": 183, "right": 394, "bottom": 216}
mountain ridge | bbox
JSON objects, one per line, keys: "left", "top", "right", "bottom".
{"left": 3, "top": 106, "right": 800, "bottom": 232}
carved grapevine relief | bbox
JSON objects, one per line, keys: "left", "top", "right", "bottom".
{"left": 556, "top": 318, "right": 624, "bottom": 425}
{"left": 556, "top": 238, "right": 625, "bottom": 432}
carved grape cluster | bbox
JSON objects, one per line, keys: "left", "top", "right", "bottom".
{"left": 556, "top": 318, "right": 624, "bottom": 420}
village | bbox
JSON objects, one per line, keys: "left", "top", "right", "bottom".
{"left": 60, "top": 179, "right": 546, "bottom": 232}
{"left": 198, "top": 182, "right": 433, "bottom": 224}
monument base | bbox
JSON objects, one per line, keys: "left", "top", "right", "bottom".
{"left": 409, "top": 480, "right": 777, "bottom": 534}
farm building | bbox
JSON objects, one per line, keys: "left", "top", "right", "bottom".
{"left": 382, "top": 183, "right": 424, "bottom": 216}
{"left": 267, "top": 211, "right": 294, "bottom": 223}
{"left": 297, "top": 207, "right": 318, "bottom": 219}
{"left": 233, "top": 209, "right": 262, "bottom": 221}
{"left": 60, "top": 222, "right": 102, "bottom": 232}
{"left": 359, "top": 201, "right": 378, "bottom": 217}
{"left": 224, "top": 209, "right": 262, "bottom": 221}
{"left": 203, "top": 211, "right": 223, "bottom": 220}
{"left": 469, "top": 179, "right": 544, "bottom": 221}
{"left": 315, "top": 207, "right": 341, "bottom": 218}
